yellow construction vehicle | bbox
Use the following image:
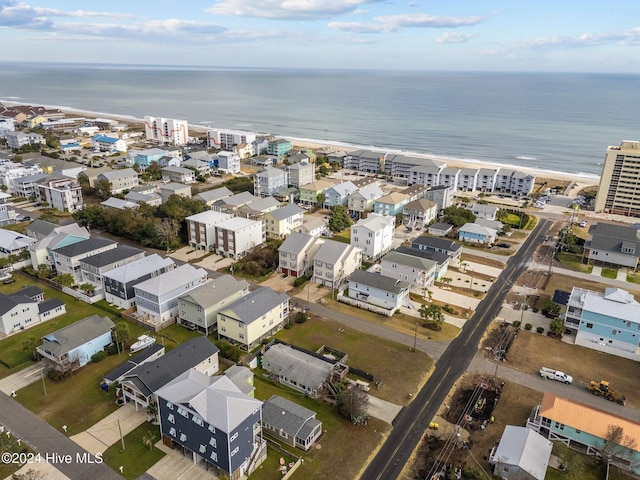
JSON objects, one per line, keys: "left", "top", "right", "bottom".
{"left": 588, "top": 380, "right": 625, "bottom": 405}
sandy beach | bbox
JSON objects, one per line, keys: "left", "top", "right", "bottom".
{"left": 25, "top": 102, "right": 600, "bottom": 193}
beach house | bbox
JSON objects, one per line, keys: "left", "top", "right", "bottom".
{"left": 350, "top": 213, "right": 395, "bottom": 260}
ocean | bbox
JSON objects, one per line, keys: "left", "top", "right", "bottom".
{"left": 1, "top": 62, "right": 639, "bottom": 179}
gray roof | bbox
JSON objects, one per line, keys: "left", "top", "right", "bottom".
{"left": 216, "top": 191, "right": 255, "bottom": 207}
{"left": 395, "top": 246, "right": 449, "bottom": 265}
{"left": 14, "top": 173, "right": 50, "bottom": 184}
{"left": 412, "top": 235, "right": 462, "bottom": 253}
{"left": 587, "top": 222, "right": 640, "bottom": 255}
{"left": 156, "top": 369, "right": 262, "bottom": 433}
{"left": 313, "top": 239, "right": 356, "bottom": 264}
{"left": 38, "top": 298, "right": 65, "bottom": 315}
{"left": 99, "top": 168, "right": 137, "bottom": 181}
{"left": 245, "top": 196, "right": 280, "bottom": 212}
{"left": 219, "top": 287, "right": 289, "bottom": 325}
{"left": 134, "top": 264, "right": 207, "bottom": 297}
{"left": 101, "top": 197, "right": 139, "bottom": 210}
{"left": 262, "top": 343, "right": 332, "bottom": 390}
{"left": 0, "top": 293, "right": 37, "bottom": 316}
{"left": 160, "top": 182, "right": 191, "bottom": 192}
{"left": 40, "top": 315, "right": 114, "bottom": 357}
{"left": 268, "top": 204, "right": 303, "bottom": 221}
{"left": 79, "top": 245, "right": 143, "bottom": 268}
{"left": 256, "top": 166, "right": 286, "bottom": 178}
{"left": 224, "top": 365, "right": 255, "bottom": 396}
{"left": 194, "top": 187, "right": 233, "bottom": 203}
{"left": 428, "top": 222, "right": 453, "bottom": 232}
{"left": 121, "top": 336, "right": 219, "bottom": 398}
{"left": 102, "top": 254, "right": 174, "bottom": 283}
{"left": 52, "top": 237, "right": 117, "bottom": 257}
{"left": 179, "top": 275, "right": 249, "bottom": 309}
{"left": 492, "top": 426, "right": 552, "bottom": 480}
{"left": 262, "top": 395, "right": 321, "bottom": 440}
{"left": 382, "top": 250, "right": 437, "bottom": 272}
{"left": 17, "top": 286, "right": 44, "bottom": 299}
{"left": 124, "top": 191, "right": 160, "bottom": 203}
{"left": 103, "top": 343, "right": 165, "bottom": 383}
{"left": 279, "top": 232, "right": 316, "bottom": 255}
{"left": 404, "top": 198, "right": 437, "bottom": 211}
{"left": 346, "top": 149, "right": 383, "bottom": 160}
{"left": 349, "top": 269, "right": 410, "bottom": 293}
{"left": 162, "top": 166, "right": 194, "bottom": 174}
{"left": 26, "top": 219, "right": 58, "bottom": 238}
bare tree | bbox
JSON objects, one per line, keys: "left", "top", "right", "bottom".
{"left": 337, "top": 385, "right": 369, "bottom": 425}
{"left": 601, "top": 425, "right": 638, "bottom": 464}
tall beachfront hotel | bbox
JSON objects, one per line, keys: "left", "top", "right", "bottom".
{"left": 594, "top": 140, "right": 640, "bottom": 217}
{"left": 144, "top": 116, "right": 189, "bottom": 145}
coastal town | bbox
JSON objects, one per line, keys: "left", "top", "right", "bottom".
{"left": 1, "top": 102, "right": 640, "bottom": 480}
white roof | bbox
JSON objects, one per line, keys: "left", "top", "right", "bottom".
{"left": 103, "top": 254, "right": 174, "bottom": 283}
{"left": 134, "top": 264, "right": 206, "bottom": 296}
{"left": 492, "top": 426, "right": 552, "bottom": 480}
{"left": 459, "top": 223, "right": 497, "bottom": 236}
{"left": 0, "top": 228, "right": 36, "bottom": 250}
{"left": 101, "top": 197, "right": 139, "bottom": 210}
{"left": 186, "top": 210, "right": 233, "bottom": 224}
{"left": 352, "top": 213, "right": 393, "bottom": 232}
{"left": 216, "top": 216, "right": 260, "bottom": 231}
{"left": 583, "top": 288, "right": 640, "bottom": 322}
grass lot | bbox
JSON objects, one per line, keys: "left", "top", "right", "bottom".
{"left": 627, "top": 271, "right": 640, "bottom": 284}
{"left": 252, "top": 374, "right": 390, "bottom": 480}
{"left": 16, "top": 353, "right": 128, "bottom": 434}
{"left": 555, "top": 252, "right": 593, "bottom": 273}
{"left": 459, "top": 253, "right": 505, "bottom": 269}
{"left": 601, "top": 267, "right": 618, "bottom": 279}
{"left": 102, "top": 422, "right": 166, "bottom": 480}
{"left": 544, "top": 273, "right": 639, "bottom": 299}
{"left": 322, "top": 296, "right": 459, "bottom": 343}
{"left": 0, "top": 433, "right": 35, "bottom": 478}
{"left": 0, "top": 275, "right": 122, "bottom": 371}
{"left": 331, "top": 229, "right": 351, "bottom": 244}
{"left": 251, "top": 445, "right": 298, "bottom": 480}
{"left": 276, "top": 315, "right": 435, "bottom": 405}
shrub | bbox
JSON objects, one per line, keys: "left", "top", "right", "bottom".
{"left": 295, "top": 312, "right": 307, "bottom": 324}
{"left": 536, "top": 326, "right": 545, "bottom": 334}
{"left": 512, "top": 321, "right": 521, "bottom": 328}
{"left": 524, "top": 323, "right": 532, "bottom": 330}
{"left": 283, "top": 323, "right": 292, "bottom": 329}
{"left": 213, "top": 339, "right": 244, "bottom": 362}
{"left": 91, "top": 351, "right": 107, "bottom": 363}
{"left": 532, "top": 307, "right": 539, "bottom": 313}
{"left": 107, "top": 344, "right": 120, "bottom": 355}
{"left": 293, "top": 275, "right": 308, "bottom": 288}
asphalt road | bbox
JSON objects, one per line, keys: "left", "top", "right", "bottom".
{"left": 361, "top": 219, "right": 552, "bottom": 480}
{"left": 0, "top": 391, "right": 123, "bottom": 480}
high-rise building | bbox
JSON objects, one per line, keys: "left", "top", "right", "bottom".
{"left": 144, "top": 116, "right": 188, "bottom": 145}
{"left": 595, "top": 140, "right": 640, "bottom": 217}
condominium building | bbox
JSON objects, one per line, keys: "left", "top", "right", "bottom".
{"left": 595, "top": 140, "right": 640, "bottom": 217}
{"left": 38, "top": 177, "right": 83, "bottom": 212}
{"left": 207, "top": 128, "right": 256, "bottom": 150}
{"left": 144, "top": 116, "right": 189, "bottom": 145}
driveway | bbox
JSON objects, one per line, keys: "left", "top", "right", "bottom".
{"left": 367, "top": 395, "right": 403, "bottom": 424}
{"left": 0, "top": 360, "right": 45, "bottom": 395}
{"left": 147, "top": 441, "right": 218, "bottom": 480}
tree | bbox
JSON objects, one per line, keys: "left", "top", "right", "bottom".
{"left": 601, "top": 425, "right": 638, "bottom": 464}
{"left": 420, "top": 304, "right": 445, "bottom": 331}
{"left": 423, "top": 287, "right": 433, "bottom": 302}
{"left": 439, "top": 277, "right": 453, "bottom": 288}
{"left": 336, "top": 385, "right": 369, "bottom": 425}
{"left": 146, "top": 398, "right": 159, "bottom": 424}
{"left": 441, "top": 206, "right": 476, "bottom": 228}
{"left": 145, "top": 161, "right": 163, "bottom": 181}
{"left": 53, "top": 273, "right": 75, "bottom": 288}
{"left": 142, "top": 429, "right": 156, "bottom": 451}
{"left": 22, "top": 335, "right": 40, "bottom": 361}
{"left": 549, "top": 318, "right": 565, "bottom": 336}
{"left": 328, "top": 205, "right": 352, "bottom": 232}
{"left": 94, "top": 178, "right": 112, "bottom": 200}
{"left": 316, "top": 192, "right": 325, "bottom": 209}
{"left": 37, "top": 264, "right": 50, "bottom": 279}
{"left": 79, "top": 283, "right": 96, "bottom": 295}
{"left": 112, "top": 322, "right": 131, "bottom": 352}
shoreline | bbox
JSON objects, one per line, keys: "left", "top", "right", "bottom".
{"left": 2, "top": 99, "right": 601, "bottom": 190}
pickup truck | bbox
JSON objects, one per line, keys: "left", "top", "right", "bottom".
{"left": 540, "top": 367, "right": 573, "bottom": 384}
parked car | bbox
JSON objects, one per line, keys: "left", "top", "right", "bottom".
{"left": 496, "top": 242, "right": 511, "bottom": 248}
{"left": 579, "top": 220, "right": 587, "bottom": 228}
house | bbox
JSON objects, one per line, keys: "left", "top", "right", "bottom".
{"left": 380, "top": 249, "right": 440, "bottom": 287}
{"left": 347, "top": 184, "right": 385, "bottom": 217}
{"left": 411, "top": 235, "right": 463, "bottom": 262}
{"left": 343, "top": 149, "right": 382, "bottom": 173}
{"left": 186, "top": 210, "right": 234, "bottom": 251}
{"left": 162, "top": 166, "right": 196, "bottom": 184}
{"left": 101, "top": 197, "right": 139, "bottom": 211}
{"left": 217, "top": 151, "right": 242, "bottom": 174}
{"left": 51, "top": 238, "right": 119, "bottom": 282}
{"left": 159, "top": 183, "right": 192, "bottom": 203}
{"left": 279, "top": 232, "right": 322, "bottom": 278}
{"left": 262, "top": 395, "right": 322, "bottom": 451}
{"left": 0, "top": 191, "right": 17, "bottom": 226}
{"left": 213, "top": 192, "right": 256, "bottom": 214}
{"left": 312, "top": 240, "right": 362, "bottom": 288}
{"left": 156, "top": 369, "right": 266, "bottom": 479}
{"left": 5, "top": 131, "right": 46, "bottom": 149}
{"left": 0, "top": 161, "right": 43, "bottom": 194}
{"left": 475, "top": 218, "right": 504, "bottom": 233}
{"left": 323, "top": 181, "right": 358, "bottom": 209}
{"left": 299, "top": 179, "right": 335, "bottom": 207}
{"left": 91, "top": 134, "right": 127, "bottom": 153}
{"left": 427, "top": 222, "right": 453, "bottom": 237}
{"left": 527, "top": 392, "right": 640, "bottom": 475}
{"left": 267, "top": 138, "right": 292, "bottom": 157}
{"left": 28, "top": 222, "right": 90, "bottom": 270}
{"left": 263, "top": 204, "right": 304, "bottom": 239}
{"left": 253, "top": 166, "right": 288, "bottom": 197}
{"left": 261, "top": 343, "right": 336, "bottom": 399}
{"left": 133, "top": 264, "right": 208, "bottom": 328}
{"left": 326, "top": 151, "right": 347, "bottom": 165}
{"left": 97, "top": 168, "right": 139, "bottom": 194}
{"left": 128, "top": 148, "right": 171, "bottom": 171}
{"left": 458, "top": 223, "right": 497, "bottom": 244}
{"left": 217, "top": 287, "right": 290, "bottom": 351}
{"left": 120, "top": 336, "right": 219, "bottom": 409}
{"left": 23, "top": 156, "right": 84, "bottom": 179}
{"left": 215, "top": 217, "right": 264, "bottom": 259}
{"left": 350, "top": 214, "right": 395, "bottom": 261}
{"left": 286, "top": 161, "right": 315, "bottom": 188}
{"left": 0, "top": 288, "right": 65, "bottom": 335}
{"left": 0, "top": 228, "right": 36, "bottom": 257}
{"left": 79, "top": 245, "right": 145, "bottom": 289}
{"left": 296, "top": 216, "right": 328, "bottom": 238}
{"left": 181, "top": 157, "right": 211, "bottom": 177}
{"left": 374, "top": 192, "right": 408, "bottom": 217}
{"left": 103, "top": 254, "right": 175, "bottom": 309}
{"left": 124, "top": 190, "right": 162, "bottom": 207}
{"left": 13, "top": 173, "right": 50, "bottom": 199}
{"left": 584, "top": 222, "right": 640, "bottom": 269}
{"left": 102, "top": 344, "right": 165, "bottom": 386}
{"left": 402, "top": 198, "right": 438, "bottom": 230}
{"left": 251, "top": 137, "right": 270, "bottom": 156}
{"left": 238, "top": 196, "right": 281, "bottom": 220}
{"left": 193, "top": 187, "right": 233, "bottom": 206}
{"left": 224, "top": 365, "right": 255, "bottom": 397}
{"left": 38, "top": 177, "right": 84, "bottom": 212}
{"left": 37, "top": 315, "right": 114, "bottom": 371}
{"left": 424, "top": 184, "right": 454, "bottom": 210}
{"left": 467, "top": 202, "right": 499, "bottom": 220}
{"left": 345, "top": 269, "right": 411, "bottom": 315}
{"left": 489, "top": 426, "right": 552, "bottom": 480}
{"left": 178, "top": 275, "right": 250, "bottom": 335}
{"left": 565, "top": 287, "right": 640, "bottom": 360}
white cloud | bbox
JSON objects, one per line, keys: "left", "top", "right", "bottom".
{"left": 328, "top": 21, "right": 393, "bottom": 33}
{"left": 373, "top": 13, "right": 483, "bottom": 28}
{"left": 519, "top": 28, "right": 640, "bottom": 50}
{"left": 207, "top": 0, "right": 382, "bottom": 20}
{"left": 436, "top": 31, "right": 476, "bottom": 44}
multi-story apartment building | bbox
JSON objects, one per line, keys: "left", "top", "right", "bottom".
{"left": 253, "top": 166, "right": 288, "bottom": 197}
{"left": 286, "top": 161, "right": 315, "bottom": 188}
{"left": 343, "top": 150, "right": 383, "bottom": 173}
{"left": 207, "top": 128, "right": 257, "bottom": 151}
{"left": 97, "top": 168, "right": 139, "bottom": 194}
{"left": 267, "top": 139, "right": 292, "bottom": 157}
{"left": 13, "top": 173, "right": 50, "bottom": 199}
{"left": 595, "top": 140, "right": 640, "bottom": 216}
{"left": 408, "top": 164, "right": 445, "bottom": 187}
{"left": 350, "top": 214, "right": 395, "bottom": 261}
{"left": 217, "top": 151, "right": 241, "bottom": 174}
{"left": 38, "top": 177, "right": 83, "bottom": 212}
{"left": 4, "top": 131, "right": 46, "bottom": 149}
{"left": 386, "top": 154, "right": 443, "bottom": 180}
{"left": 186, "top": 210, "right": 234, "bottom": 251}
{"left": 144, "top": 116, "right": 189, "bottom": 145}
{"left": 423, "top": 185, "right": 454, "bottom": 211}
{"left": 215, "top": 217, "right": 264, "bottom": 259}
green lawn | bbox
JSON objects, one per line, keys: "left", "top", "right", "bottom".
{"left": 276, "top": 315, "right": 434, "bottom": 405}
{"left": 16, "top": 353, "right": 128, "bottom": 434}
{"left": 102, "top": 422, "right": 166, "bottom": 480}
{"left": 331, "top": 229, "right": 351, "bottom": 244}
{"left": 0, "top": 432, "right": 35, "bottom": 478}
{"left": 251, "top": 374, "right": 389, "bottom": 480}
{"left": 601, "top": 268, "right": 618, "bottom": 279}
{"left": 555, "top": 252, "right": 593, "bottom": 273}
{"left": 250, "top": 446, "right": 298, "bottom": 480}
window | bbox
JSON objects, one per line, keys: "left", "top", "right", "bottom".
{"left": 231, "top": 447, "right": 239, "bottom": 456}
{"left": 169, "top": 427, "right": 176, "bottom": 437}
{"left": 192, "top": 414, "right": 204, "bottom": 426}
{"left": 208, "top": 424, "right": 216, "bottom": 434}
{"left": 230, "top": 432, "right": 238, "bottom": 441}
{"left": 199, "top": 444, "right": 206, "bottom": 454}
{"left": 167, "top": 413, "right": 175, "bottom": 424}
{"left": 210, "top": 451, "right": 218, "bottom": 462}
{"left": 209, "top": 437, "right": 217, "bottom": 448}
{"left": 166, "top": 401, "right": 174, "bottom": 409}
{"left": 180, "top": 433, "right": 187, "bottom": 442}
{"left": 586, "top": 323, "right": 593, "bottom": 329}
{"left": 177, "top": 407, "right": 189, "bottom": 418}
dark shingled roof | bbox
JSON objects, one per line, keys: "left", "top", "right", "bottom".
{"left": 0, "top": 293, "right": 36, "bottom": 316}
{"left": 103, "top": 344, "right": 165, "bottom": 383}
{"left": 16, "top": 286, "right": 44, "bottom": 299}
{"left": 52, "top": 238, "right": 117, "bottom": 257}
{"left": 79, "top": 245, "right": 143, "bottom": 268}
{"left": 38, "top": 298, "right": 65, "bottom": 314}
{"left": 395, "top": 245, "right": 449, "bottom": 265}
{"left": 552, "top": 290, "right": 571, "bottom": 306}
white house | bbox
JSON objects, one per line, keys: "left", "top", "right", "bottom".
{"left": 467, "top": 203, "right": 499, "bottom": 220}
{"left": 91, "top": 134, "right": 127, "bottom": 153}
{"left": 51, "top": 238, "right": 118, "bottom": 282}
{"left": 162, "top": 166, "right": 196, "bottom": 184}
{"left": 38, "top": 177, "right": 83, "bottom": 212}
{"left": 345, "top": 269, "right": 411, "bottom": 315}
{"left": 0, "top": 228, "right": 36, "bottom": 257}
{"left": 350, "top": 214, "right": 395, "bottom": 261}
{"left": 216, "top": 151, "right": 241, "bottom": 174}
{"left": 215, "top": 217, "right": 263, "bottom": 259}
{"left": 186, "top": 210, "right": 234, "bottom": 251}
{"left": 279, "top": 232, "right": 322, "bottom": 278}
{"left": 312, "top": 240, "right": 362, "bottom": 288}
{"left": 380, "top": 249, "right": 439, "bottom": 287}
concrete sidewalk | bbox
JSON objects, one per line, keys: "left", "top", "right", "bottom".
{"left": 71, "top": 403, "right": 147, "bottom": 454}
{"left": 0, "top": 360, "right": 45, "bottom": 395}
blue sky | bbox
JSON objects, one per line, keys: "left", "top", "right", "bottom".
{"left": 1, "top": 0, "right": 639, "bottom": 71}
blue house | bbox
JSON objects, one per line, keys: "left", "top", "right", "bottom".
{"left": 527, "top": 392, "right": 640, "bottom": 476}
{"left": 267, "top": 139, "right": 292, "bottom": 157}
{"left": 156, "top": 369, "right": 266, "bottom": 479}
{"left": 323, "top": 181, "right": 357, "bottom": 209}
{"left": 374, "top": 192, "right": 408, "bottom": 216}
{"left": 37, "top": 315, "right": 114, "bottom": 371}
{"left": 130, "top": 148, "right": 169, "bottom": 171}
{"left": 458, "top": 222, "right": 497, "bottom": 245}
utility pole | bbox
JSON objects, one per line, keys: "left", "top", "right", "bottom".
{"left": 40, "top": 367, "right": 47, "bottom": 396}
{"left": 118, "top": 419, "right": 125, "bottom": 451}
{"left": 413, "top": 322, "right": 418, "bottom": 353}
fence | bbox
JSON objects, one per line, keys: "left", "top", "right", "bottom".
{"left": 336, "top": 292, "right": 395, "bottom": 317}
